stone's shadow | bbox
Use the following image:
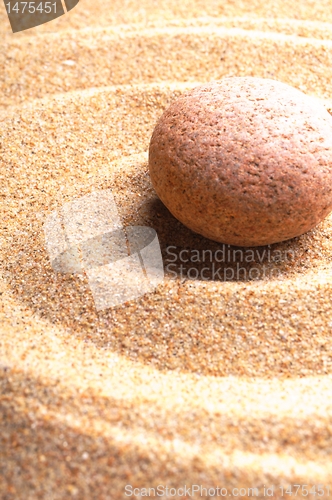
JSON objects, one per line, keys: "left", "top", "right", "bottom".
{"left": 134, "top": 196, "right": 308, "bottom": 283}
{"left": 2, "top": 163, "right": 332, "bottom": 377}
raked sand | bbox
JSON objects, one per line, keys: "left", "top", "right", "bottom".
{"left": 1, "top": 1, "right": 332, "bottom": 498}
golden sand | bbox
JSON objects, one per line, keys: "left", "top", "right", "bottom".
{"left": 1, "top": 0, "right": 332, "bottom": 498}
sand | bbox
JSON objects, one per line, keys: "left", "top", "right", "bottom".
{"left": 1, "top": 0, "right": 332, "bottom": 498}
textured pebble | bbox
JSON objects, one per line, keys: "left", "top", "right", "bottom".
{"left": 149, "top": 77, "right": 332, "bottom": 246}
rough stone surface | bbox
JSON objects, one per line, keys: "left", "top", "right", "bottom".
{"left": 149, "top": 77, "right": 332, "bottom": 246}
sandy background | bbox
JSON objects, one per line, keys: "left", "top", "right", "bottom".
{"left": 1, "top": 0, "right": 332, "bottom": 498}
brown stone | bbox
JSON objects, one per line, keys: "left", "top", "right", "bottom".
{"left": 149, "top": 77, "right": 332, "bottom": 246}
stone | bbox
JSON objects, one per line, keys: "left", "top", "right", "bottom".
{"left": 148, "top": 77, "right": 332, "bottom": 246}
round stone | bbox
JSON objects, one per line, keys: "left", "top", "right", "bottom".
{"left": 148, "top": 77, "right": 332, "bottom": 246}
